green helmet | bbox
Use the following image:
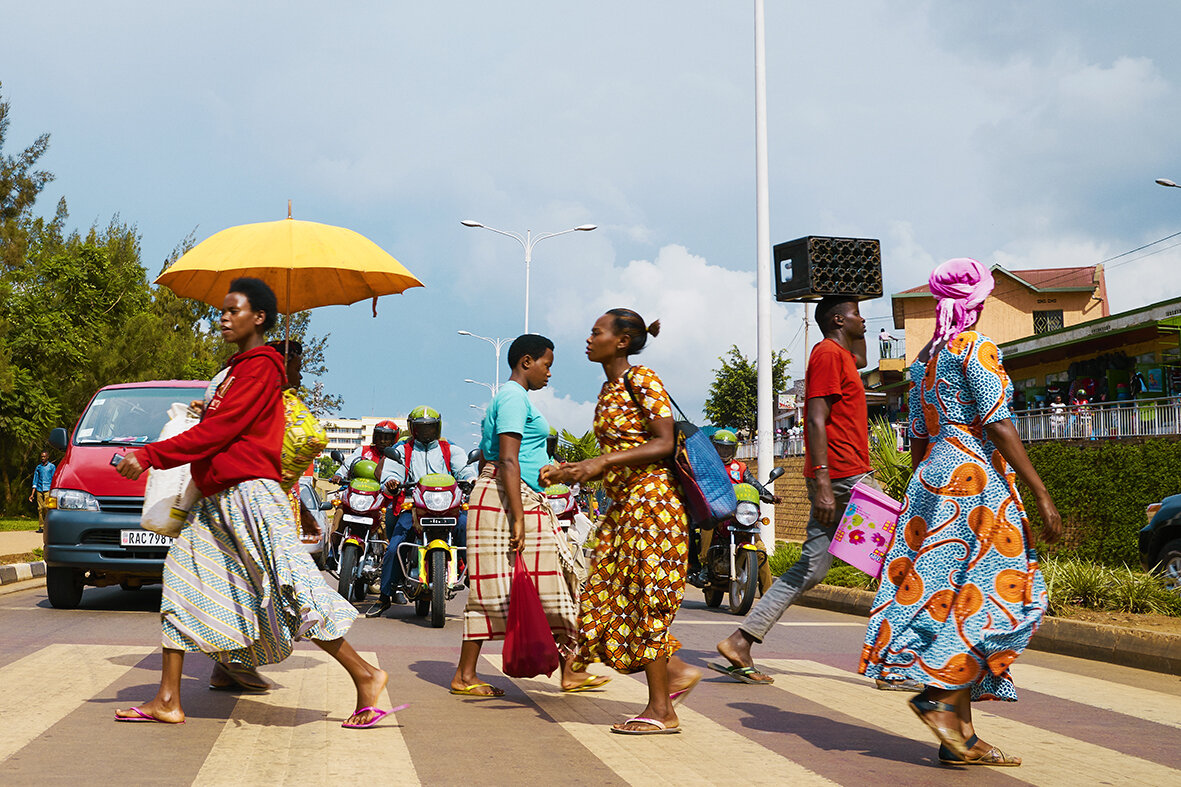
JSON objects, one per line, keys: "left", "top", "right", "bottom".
{"left": 352, "top": 459, "right": 378, "bottom": 481}
{"left": 711, "top": 428, "right": 738, "bottom": 461}
{"left": 408, "top": 405, "right": 442, "bottom": 445}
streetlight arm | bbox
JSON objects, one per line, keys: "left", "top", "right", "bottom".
{"left": 467, "top": 223, "right": 527, "bottom": 249}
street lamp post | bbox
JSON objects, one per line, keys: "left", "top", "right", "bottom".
{"left": 460, "top": 220, "right": 597, "bottom": 333}
{"left": 1156, "top": 178, "right": 1180, "bottom": 189}
{"left": 464, "top": 378, "right": 496, "bottom": 398}
{"left": 457, "top": 330, "right": 510, "bottom": 391}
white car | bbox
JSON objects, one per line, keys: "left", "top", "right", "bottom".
{"left": 297, "top": 477, "right": 332, "bottom": 570}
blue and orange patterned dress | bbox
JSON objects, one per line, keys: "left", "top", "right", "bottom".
{"left": 859, "top": 331, "right": 1047, "bottom": 701}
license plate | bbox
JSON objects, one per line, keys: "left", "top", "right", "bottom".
{"left": 120, "top": 530, "right": 174, "bottom": 548}
{"left": 420, "top": 517, "right": 456, "bottom": 526}
{"left": 342, "top": 514, "right": 371, "bottom": 525}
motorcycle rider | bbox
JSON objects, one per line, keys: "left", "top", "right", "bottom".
{"left": 691, "top": 429, "right": 779, "bottom": 592}
{"left": 328, "top": 420, "right": 400, "bottom": 567}
{"left": 366, "top": 406, "right": 476, "bottom": 618}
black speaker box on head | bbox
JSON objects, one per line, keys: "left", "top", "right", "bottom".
{"left": 773, "top": 236, "right": 883, "bottom": 302}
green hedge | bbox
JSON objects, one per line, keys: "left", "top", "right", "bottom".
{"left": 1019, "top": 439, "right": 1181, "bottom": 566}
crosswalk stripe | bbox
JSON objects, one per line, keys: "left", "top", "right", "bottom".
{"left": 673, "top": 621, "right": 864, "bottom": 627}
{"left": 193, "top": 649, "right": 418, "bottom": 786}
{"left": 0, "top": 643, "right": 153, "bottom": 761}
{"left": 482, "top": 654, "right": 838, "bottom": 786}
{"left": 761, "top": 658, "right": 1178, "bottom": 785}
{"left": 1010, "top": 663, "right": 1181, "bottom": 731}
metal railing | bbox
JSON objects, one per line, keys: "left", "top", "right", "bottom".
{"left": 1012, "top": 397, "right": 1181, "bottom": 441}
{"left": 878, "top": 336, "right": 905, "bottom": 360}
{"left": 736, "top": 436, "right": 805, "bottom": 459}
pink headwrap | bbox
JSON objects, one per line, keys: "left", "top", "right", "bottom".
{"left": 929, "top": 257, "right": 994, "bottom": 346}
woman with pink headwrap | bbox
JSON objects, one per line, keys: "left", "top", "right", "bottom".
{"left": 859, "top": 258, "right": 1062, "bottom": 767}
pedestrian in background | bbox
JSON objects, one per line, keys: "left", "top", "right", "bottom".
{"left": 542, "top": 308, "right": 701, "bottom": 735}
{"left": 860, "top": 258, "right": 1062, "bottom": 766}
{"left": 29, "top": 451, "right": 56, "bottom": 533}
{"left": 713, "top": 296, "right": 885, "bottom": 686}
{"left": 113, "top": 277, "right": 393, "bottom": 729}
{"left": 451, "top": 334, "right": 607, "bottom": 696}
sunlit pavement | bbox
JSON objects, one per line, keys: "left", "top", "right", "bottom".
{"left": 1, "top": 580, "right": 1178, "bottom": 786}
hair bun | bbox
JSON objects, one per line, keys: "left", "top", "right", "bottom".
{"left": 647, "top": 319, "right": 661, "bottom": 337}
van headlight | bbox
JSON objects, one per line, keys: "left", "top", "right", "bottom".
{"left": 735, "top": 502, "right": 760, "bottom": 526}
{"left": 52, "top": 488, "right": 101, "bottom": 511}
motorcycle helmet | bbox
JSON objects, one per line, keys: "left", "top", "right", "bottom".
{"left": 711, "top": 429, "right": 739, "bottom": 462}
{"left": 547, "top": 427, "right": 559, "bottom": 459}
{"left": 352, "top": 459, "right": 378, "bottom": 481}
{"left": 408, "top": 405, "right": 442, "bottom": 445}
{"left": 372, "top": 419, "right": 400, "bottom": 450}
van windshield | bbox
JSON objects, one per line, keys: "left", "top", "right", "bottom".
{"left": 75, "top": 386, "right": 204, "bottom": 446}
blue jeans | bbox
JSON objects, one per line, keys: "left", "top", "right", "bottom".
{"left": 739, "top": 472, "right": 878, "bottom": 643}
{"left": 379, "top": 509, "right": 467, "bottom": 598}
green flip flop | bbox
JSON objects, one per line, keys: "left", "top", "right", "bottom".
{"left": 706, "top": 661, "right": 774, "bottom": 684}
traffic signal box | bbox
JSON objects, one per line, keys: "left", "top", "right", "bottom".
{"left": 774, "top": 236, "right": 883, "bottom": 302}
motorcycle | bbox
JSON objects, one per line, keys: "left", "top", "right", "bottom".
{"left": 383, "top": 447, "right": 478, "bottom": 628}
{"left": 328, "top": 451, "right": 388, "bottom": 603}
{"left": 701, "top": 466, "right": 784, "bottom": 615}
{"left": 544, "top": 483, "right": 593, "bottom": 586}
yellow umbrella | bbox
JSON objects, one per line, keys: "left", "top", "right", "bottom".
{"left": 156, "top": 209, "right": 423, "bottom": 316}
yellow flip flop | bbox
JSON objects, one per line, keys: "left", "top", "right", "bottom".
{"left": 450, "top": 683, "right": 505, "bottom": 697}
{"left": 562, "top": 676, "right": 612, "bottom": 693}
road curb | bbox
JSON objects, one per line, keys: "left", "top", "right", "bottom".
{"left": 796, "top": 584, "right": 1181, "bottom": 676}
{"left": 0, "top": 561, "right": 46, "bottom": 585}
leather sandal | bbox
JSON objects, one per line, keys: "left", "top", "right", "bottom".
{"left": 940, "top": 734, "right": 1021, "bottom": 767}
{"left": 909, "top": 692, "right": 968, "bottom": 760}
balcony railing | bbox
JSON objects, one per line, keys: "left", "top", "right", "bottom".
{"left": 878, "top": 336, "right": 905, "bottom": 360}
{"left": 1012, "top": 397, "right": 1181, "bottom": 441}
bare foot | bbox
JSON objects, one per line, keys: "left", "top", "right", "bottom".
{"left": 717, "top": 630, "right": 755, "bottom": 669}
{"left": 344, "top": 667, "right": 389, "bottom": 727}
{"left": 115, "top": 699, "right": 185, "bottom": 724}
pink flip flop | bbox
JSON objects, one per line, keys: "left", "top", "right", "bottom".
{"left": 114, "top": 706, "right": 184, "bottom": 724}
{"left": 341, "top": 703, "right": 409, "bottom": 729}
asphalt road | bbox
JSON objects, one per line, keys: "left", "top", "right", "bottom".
{"left": 1, "top": 579, "right": 1178, "bottom": 786}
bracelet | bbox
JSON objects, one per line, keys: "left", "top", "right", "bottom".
{"left": 813, "top": 465, "right": 829, "bottom": 471}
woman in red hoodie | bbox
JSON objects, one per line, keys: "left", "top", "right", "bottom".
{"left": 114, "top": 278, "right": 396, "bottom": 729}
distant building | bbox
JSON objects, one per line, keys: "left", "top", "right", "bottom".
{"left": 891, "top": 264, "right": 1109, "bottom": 364}
{"left": 321, "top": 416, "right": 407, "bottom": 452}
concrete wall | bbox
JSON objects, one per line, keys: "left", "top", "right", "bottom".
{"left": 745, "top": 456, "right": 809, "bottom": 543}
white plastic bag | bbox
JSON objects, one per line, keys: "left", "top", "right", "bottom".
{"left": 140, "top": 403, "right": 201, "bottom": 538}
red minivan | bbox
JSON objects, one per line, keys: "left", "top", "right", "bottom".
{"left": 45, "top": 380, "right": 208, "bottom": 608}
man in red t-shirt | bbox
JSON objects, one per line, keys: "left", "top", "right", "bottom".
{"left": 713, "top": 296, "right": 884, "bottom": 685}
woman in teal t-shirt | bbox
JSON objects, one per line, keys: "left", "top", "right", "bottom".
{"left": 451, "top": 334, "right": 609, "bottom": 696}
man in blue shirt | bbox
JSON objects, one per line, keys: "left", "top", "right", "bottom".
{"left": 29, "top": 451, "right": 56, "bottom": 532}
{"left": 367, "top": 406, "right": 476, "bottom": 618}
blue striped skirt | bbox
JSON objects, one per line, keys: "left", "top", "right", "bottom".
{"left": 161, "top": 478, "right": 357, "bottom": 667}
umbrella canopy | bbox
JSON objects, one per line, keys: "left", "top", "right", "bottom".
{"left": 156, "top": 216, "right": 423, "bottom": 314}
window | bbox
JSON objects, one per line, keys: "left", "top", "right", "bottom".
{"left": 1033, "top": 310, "right": 1064, "bottom": 335}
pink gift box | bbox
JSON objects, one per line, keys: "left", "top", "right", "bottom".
{"left": 828, "top": 483, "right": 903, "bottom": 578}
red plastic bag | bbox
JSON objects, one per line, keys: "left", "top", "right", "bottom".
{"left": 502, "top": 553, "right": 560, "bottom": 678}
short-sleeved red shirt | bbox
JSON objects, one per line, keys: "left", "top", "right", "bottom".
{"left": 803, "top": 338, "right": 871, "bottom": 480}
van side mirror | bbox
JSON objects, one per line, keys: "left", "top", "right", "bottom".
{"left": 329, "top": 450, "right": 344, "bottom": 464}
{"left": 767, "top": 467, "right": 785, "bottom": 483}
{"left": 49, "top": 428, "right": 68, "bottom": 452}
{"left": 467, "top": 449, "right": 483, "bottom": 466}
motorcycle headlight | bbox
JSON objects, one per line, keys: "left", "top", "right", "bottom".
{"left": 348, "top": 492, "right": 376, "bottom": 512}
{"left": 423, "top": 490, "right": 453, "bottom": 511}
{"left": 548, "top": 498, "right": 567, "bottom": 516}
{"left": 52, "top": 488, "right": 101, "bottom": 511}
{"left": 735, "top": 502, "right": 760, "bottom": 526}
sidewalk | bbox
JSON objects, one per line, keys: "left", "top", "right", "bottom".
{"left": 0, "top": 530, "right": 46, "bottom": 587}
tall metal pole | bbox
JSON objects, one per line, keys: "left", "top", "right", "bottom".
{"left": 754, "top": 0, "right": 775, "bottom": 548}
{"left": 524, "top": 231, "right": 533, "bottom": 334}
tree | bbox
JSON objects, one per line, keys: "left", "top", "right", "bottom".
{"left": 264, "top": 311, "right": 343, "bottom": 415}
{"left": 702, "top": 345, "right": 790, "bottom": 434}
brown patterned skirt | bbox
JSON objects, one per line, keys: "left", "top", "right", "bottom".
{"left": 462, "top": 464, "right": 578, "bottom": 646}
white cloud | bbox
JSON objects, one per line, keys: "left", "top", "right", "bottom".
{"left": 529, "top": 387, "right": 598, "bottom": 437}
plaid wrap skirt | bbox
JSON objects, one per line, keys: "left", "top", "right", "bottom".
{"left": 462, "top": 464, "right": 579, "bottom": 646}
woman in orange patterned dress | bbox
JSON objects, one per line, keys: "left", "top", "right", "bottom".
{"left": 541, "top": 309, "right": 701, "bottom": 735}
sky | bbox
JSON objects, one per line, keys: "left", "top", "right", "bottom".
{"left": 5, "top": 1, "right": 1181, "bottom": 447}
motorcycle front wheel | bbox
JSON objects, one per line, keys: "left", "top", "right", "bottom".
{"left": 414, "top": 592, "right": 430, "bottom": 618}
{"left": 703, "top": 588, "right": 724, "bottom": 607}
{"left": 430, "top": 550, "right": 447, "bottom": 628}
{"left": 337, "top": 543, "right": 361, "bottom": 602}
{"left": 729, "top": 549, "right": 760, "bottom": 616}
